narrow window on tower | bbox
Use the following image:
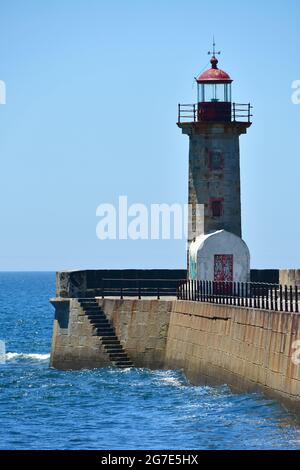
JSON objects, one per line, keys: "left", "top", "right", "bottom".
{"left": 209, "top": 150, "right": 224, "bottom": 170}
{"left": 211, "top": 199, "right": 224, "bottom": 217}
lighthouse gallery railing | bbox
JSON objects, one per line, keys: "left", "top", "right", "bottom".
{"left": 177, "top": 102, "right": 253, "bottom": 123}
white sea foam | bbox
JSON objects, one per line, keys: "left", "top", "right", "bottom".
{"left": 160, "top": 376, "right": 184, "bottom": 387}
{"left": 6, "top": 352, "right": 50, "bottom": 361}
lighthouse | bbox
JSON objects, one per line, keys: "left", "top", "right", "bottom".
{"left": 178, "top": 42, "right": 252, "bottom": 283}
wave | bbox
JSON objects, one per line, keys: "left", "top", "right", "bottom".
{"left": 6, "top": 352, "right": 50, "bottom": 361}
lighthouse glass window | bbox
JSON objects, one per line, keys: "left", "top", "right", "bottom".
{"left": 200, "top": 83, "right": 231, "bottom": 103}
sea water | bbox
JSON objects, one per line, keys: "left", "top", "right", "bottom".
{"left": 0, "top": 272, "right": 299, "bottom": 450}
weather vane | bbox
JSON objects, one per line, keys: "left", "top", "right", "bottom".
{"left": 208, "top": 37, "right": 221, "bottom": 57}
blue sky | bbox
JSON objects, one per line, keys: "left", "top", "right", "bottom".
{"left": 0, "top": 0, "right": 299, "bottom": 271}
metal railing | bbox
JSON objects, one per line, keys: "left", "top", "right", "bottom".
{"left": 232, "top": 103, "right": 253, "bottom": 122}
{"left": 177, "top": 280, "right": 299, "bottom": 313}
{"left": 99, "top": 278, "right": 186, "bottom": 299}
{"left": 177, "top": 104, "right": 197, "bottom": 123}
{"left": 177, "top": 103, "right": 252, "bottom": 124}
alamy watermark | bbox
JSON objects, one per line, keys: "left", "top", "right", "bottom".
{"left": 0, "top": 340, "right": 6, "bottom": 364}
{"left": 0, "top": 80, "right": 6, "bottom": 105}
{"left": 291, "top": 80, "right": 300, "bottom": 105}
{"left": 96, "top": 196, "right": 203, "bottom": 241}
{"left": 292, "top": 340, "right": 300, "bottom": 365}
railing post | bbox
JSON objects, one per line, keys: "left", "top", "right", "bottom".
{"left": 101, "top": 279, "right": 104, "bottom": 299}
{"left": 270, "top": 285, "right": 274, "bottom": 311}
{"left": 253, "top": 284, "right": 256, "bottom": 309}
{"left": 246, "top": 283, "right": 249, "bottom": 308}
{"left": 178, "top": 104, "right": 180, "bottom": 123}
{"left": 265, "top": 285, "right": 269, "bottom": 310}
{"left": 223, "top": 282, "right": 226, "bottom": 304}
{"left": 290, "top": 286, "right": 293, "bottom": 313}
{"left": 157, "top": 285, "right": 160, "bottom": 300}
{"left": 236, "top": 282, "right": 240, "bottom": 307}
{"left": 120, "top": 279, "right": 123, "bottom": 300}
{"left": 240, "top": 282, "right": 243, "bottom": 307}
{"left": 274, "top": 285, "right": 278, "bottom": 312}
{"left": 295, "top": 286, "right": 299, "bottom": 313}
{"left": 280, "top": 285, "right": 283, "bottom": 312}
{"left": 284, "top": 285, "right": 288, "bottom": 312}
{"left": 138, "top": 280, "right": 141, "bottom": 300}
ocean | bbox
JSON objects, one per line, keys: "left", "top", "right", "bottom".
{"left": 0, "top": 272, "right": 299, "bottom": 450}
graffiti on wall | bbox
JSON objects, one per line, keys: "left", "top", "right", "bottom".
{"left": 214, "top": 255, "right": 233, "bottom": 282}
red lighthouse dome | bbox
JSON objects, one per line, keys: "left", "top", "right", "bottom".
{"left": 177, "top": 41, "right": 252, "bottom": 126}
{"left": 196, "top": 50, "right": 233, "bottom": 122}
{"left": 197, "top": 57, "right": 232, "bottom": 83}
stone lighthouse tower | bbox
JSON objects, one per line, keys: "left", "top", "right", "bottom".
{"left": 178, "top": 43, "right": 252, "bottom": 283}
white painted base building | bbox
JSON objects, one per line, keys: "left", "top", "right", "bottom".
{"left": 189, "top": 230, "right": 250, "bottom": 283}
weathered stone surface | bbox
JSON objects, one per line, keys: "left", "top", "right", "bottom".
{"left": 96, "top": 298, "right": 173, "bottom": 369}
{"left": 50, "top": 298, "right": 111, "bottom": 369}
{"left": 280, "top": 270, "right": 300, "bottom": 287}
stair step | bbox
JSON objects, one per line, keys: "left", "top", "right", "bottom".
{"left": 103, "top": 345, "right": 123, "bottom": 351}
{"left": 100, "top": 336, "right": 119, "bottom": 341}
{"left": 114, "top": 362, "right": 133, "bottom": 367}
{"left": 109, "top": 354, "right": 128, "bottom": 360}
{"left": 97, "top": 332, "right": 115, "bottom": 337}
{"left": 88, "top": 317, "right": 109, "bottom": 322}
{"left": 106, "top": 350, "right": 124, "bottom": 355}
{"left": 87, "top": 313, "right": 104, "bottom": 317}
{"left": 80, "top": 299, "right": 133, "bottom": 368}
{"left": 88, "top": 317, "right": 108, "bottom": 322}
{"left": 96, "top": 326, "right": 114, "bottom": 331}
{"left": 87, "top": 314, "right": 106, "bottom": 319}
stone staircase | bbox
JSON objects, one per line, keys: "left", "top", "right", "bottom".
{"left": 79, "top": 298, "right": 133, "bottom": 369}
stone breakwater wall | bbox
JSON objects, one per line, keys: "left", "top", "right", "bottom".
{"left": 164, "top": 300, "right": 300, "bottom": 413}
{"left": 50, "top": 298, "right": 300, "bottom": 412}
{"left": 50, "top": 298, "right": 173, "bottom": 370}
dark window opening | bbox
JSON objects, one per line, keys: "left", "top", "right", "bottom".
{"left": 209, "top": 150, "right": 224, "bottom": 170}
{"left": 211, "top": 200, "right": 223, "bottom": 217}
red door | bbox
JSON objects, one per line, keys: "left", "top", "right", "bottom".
{"left": 214, "top": 255, "right": 233, "bottom": 295}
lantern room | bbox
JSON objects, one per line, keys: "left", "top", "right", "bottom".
{"left": 196, "top": 56, "right": 232, "bottom": 122}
